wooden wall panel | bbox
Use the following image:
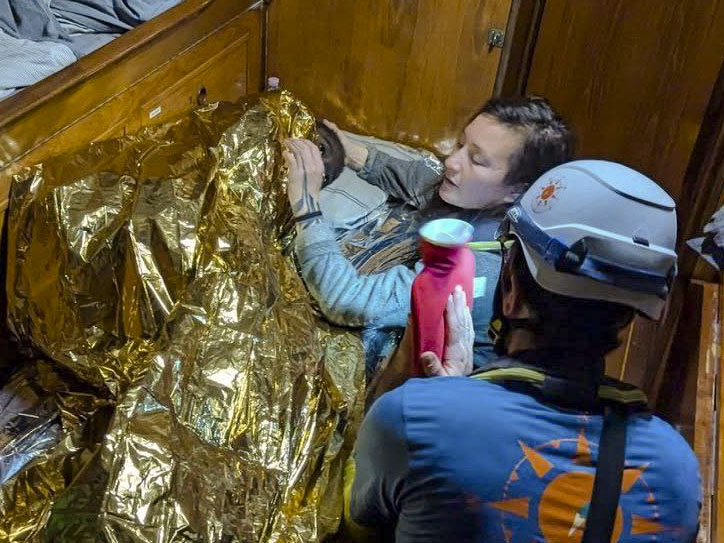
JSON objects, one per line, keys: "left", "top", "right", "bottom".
{"left": 527, "top": 0, "right": 724, "bottom": 202}
{"left": 692, "top": 282, "right": 720, "bottom": 541}
{"left": 527, "top": 0, "right": 724, "bottom": 394}
{"left": 268, "top": 0, "right": 513, "bottom": 154}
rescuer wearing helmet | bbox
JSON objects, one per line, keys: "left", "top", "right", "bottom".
{"left": 344, "top": 160, "right": 701, "bottom": 543}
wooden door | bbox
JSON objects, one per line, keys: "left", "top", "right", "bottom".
{"left": 268, "top": 0, "right": 513, "bottom": 154}
{"left": 525, "top": 0, "right": 724, "bottom": 393}
{"left": 527, "top": 0, "right": 724, "bottom": 202}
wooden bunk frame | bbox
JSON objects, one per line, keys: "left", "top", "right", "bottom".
{"left": 0, "top": 0, "right": 265, "bottom": 232}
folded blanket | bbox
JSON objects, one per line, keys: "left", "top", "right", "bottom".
{"left": 62, "top": 30, "right": 118, "bottom": 56}
{"left": 0, "top": 0, "right": 68, "bottom": 41}
{"left": 0, "top": 0, "right": 184, "bottom": 98}
{"left": 0, "top": 28, "right": 75, "bottom": 99}
{"left": 50, "top": 0, "right": 181, "bottom": 34}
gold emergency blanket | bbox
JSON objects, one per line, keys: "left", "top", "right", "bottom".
{"left": 3, "top": 91, "right": 365, "bottom": 542}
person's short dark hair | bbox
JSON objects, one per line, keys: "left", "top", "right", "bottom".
{"left": 478, "top": 96, "right": 574, "bottom": 188}
{"left": 316, "top": 120, "right": 345, "bottom": 186}
{"left": 510, "top": 245, "right": 634, "bottom": 355}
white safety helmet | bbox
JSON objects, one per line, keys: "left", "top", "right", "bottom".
{"left": 498, "top": 160, "right": 677, "bottom": 320}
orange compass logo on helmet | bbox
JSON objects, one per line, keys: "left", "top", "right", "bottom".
{"left": 533, "top": 178, "right": 566, "bottom": 213}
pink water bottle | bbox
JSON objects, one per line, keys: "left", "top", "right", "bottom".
{"left": 410, "top": 219, "right": 475, "bottom": 376}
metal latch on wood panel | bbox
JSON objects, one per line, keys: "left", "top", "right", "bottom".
{"left": 487, "top": 28, "right": 505, "bottom": 48}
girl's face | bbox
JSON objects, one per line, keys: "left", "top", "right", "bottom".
{"left": 439, "top": 114, "right": 527, "bottom": 210}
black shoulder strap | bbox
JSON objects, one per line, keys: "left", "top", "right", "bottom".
{"left": 582, "top": 405, "right": 628, "bottom": 543}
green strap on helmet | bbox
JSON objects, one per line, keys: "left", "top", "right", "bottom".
{"left": 467, "top": 240, "right": 514, "bottom": 252}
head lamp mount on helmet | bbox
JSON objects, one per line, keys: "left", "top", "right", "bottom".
{"left": 497, "top": 205, "right": 673, "bottom": 299}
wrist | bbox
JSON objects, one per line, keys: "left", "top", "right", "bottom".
{"left": 294, "top": 215, "right": 323, "bottom": 232}
{"left": 292, "top": 194, "right": 321, "bottom": 218}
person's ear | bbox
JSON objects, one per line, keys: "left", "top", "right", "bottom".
{"left": 501, "top": 253, "right": 534, "bottom": 320}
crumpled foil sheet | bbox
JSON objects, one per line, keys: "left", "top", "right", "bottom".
{"left": 0, "top": 359, "right": 112, "bottom": 542}
{"left": 3, "top": 91, "right": 365, "bottom": 542}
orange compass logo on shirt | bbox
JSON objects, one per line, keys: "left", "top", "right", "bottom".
{"left": 487, "top": 429, "right": 666, "bottom": 542}
{"left": 533, "top": 178, "right": 566, "bottom": 213}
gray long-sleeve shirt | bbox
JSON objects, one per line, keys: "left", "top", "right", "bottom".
{"left": 295, "top": 148, "right": 502, "bottom": 366}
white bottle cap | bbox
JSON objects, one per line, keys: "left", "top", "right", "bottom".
{"left": 267, "top": 76, "right": 280, "bottom": 90}
{"left": 419, "top": 218, "right": 474, "bottom": 246}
